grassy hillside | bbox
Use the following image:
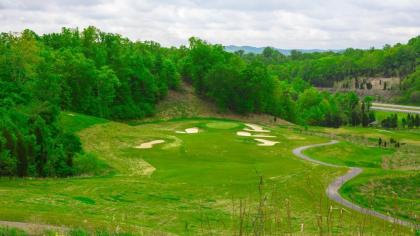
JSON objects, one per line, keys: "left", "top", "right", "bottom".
{"left": 304, "top": 127, "right": 420, "bottom": 224}
{"left": 60, "top": 112, "right": 109, "bottom": 133}
{"left": 136, "top": 82, "right": 292, "bottom": 126}
{"left": 0, "top": 93, "right": 418, "bottom": 234}
{"left": 0, "top": 114, "right": 412, "bottom": 235}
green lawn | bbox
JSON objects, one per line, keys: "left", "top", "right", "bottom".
{"left": 303, "top": 126, "right": 420, "bottom": 224}
{"left": 341, "top": 169, "right": 420, "bottom": 223}
{"left": 304, "top": 142, "right": 394, "bottom": 168}
{"left": 0, "top": 114, "right": 409, "bottom": 234}
{"left": 59, "top": 111, "right": 108, "bottom": 133}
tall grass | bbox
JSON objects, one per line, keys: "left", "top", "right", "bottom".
{"left": 226, "top": 176, "right": 415, "bottom": 236}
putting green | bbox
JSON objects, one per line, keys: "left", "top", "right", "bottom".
{"left": 205, "top": 121, "right": 240, "bottom": 129}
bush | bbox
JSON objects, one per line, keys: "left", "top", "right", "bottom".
{"left": 73, "top": 153, "right": 110, "bottom": 176}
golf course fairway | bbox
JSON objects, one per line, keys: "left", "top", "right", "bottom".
{"left": 0, "top": 114, "right": 416, "bottom": 235}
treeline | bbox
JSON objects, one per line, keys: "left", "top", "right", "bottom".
{"left": 381, "top": 113, "right": 420, "bottom": 129}
{"left": 0, "top": 108, "right": 81, "bottom": 177}
{"left": 3, "top": 27, "right": 409, "bottom": 176}
{"left": 0, "top": 27, "right": 180, "bottom": 176}
{"left": 182, "top": 38, "right": 375, "bottom": 127}
{"left": 236, "top": 36, "right": 420, "bottom": 105}
{"left": 41, "top": 27, "right": 180, "bottom": 119}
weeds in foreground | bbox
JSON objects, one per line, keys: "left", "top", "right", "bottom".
{"left": 1, "top": 176, "right": 417, "bottom": 235}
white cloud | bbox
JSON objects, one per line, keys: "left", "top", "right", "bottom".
{"left": 0, "top": 0, "right": 419, "bottom": 49}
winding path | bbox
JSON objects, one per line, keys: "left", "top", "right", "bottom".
{"left": 293, "top": 140, "right": 419, "bottom": 229}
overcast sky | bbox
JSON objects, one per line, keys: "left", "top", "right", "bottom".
{"left": 1, "top": 0, "right": 419, "bottom": 49}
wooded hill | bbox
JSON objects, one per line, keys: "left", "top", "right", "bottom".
{"left": 0, "top": 27, "right": 417, "bottom": 177}
{"left": 237, "top": 36, "right": 420, "bottom": 105}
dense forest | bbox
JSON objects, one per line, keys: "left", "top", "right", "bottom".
{"left": 181, "top": 37, "right": 375, "bottom": 126}
{"left": 0, "top": 27, "right": 180, "bottom": 177}
{"left": 237, "top": 36, "right": 420, "bottom": 105}
{"left": 0, "top": 27, "right": 417, "bottom": 176}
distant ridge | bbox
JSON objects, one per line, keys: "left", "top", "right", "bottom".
{"left": 224, "top": 45, "right": 342, "bottom": 55}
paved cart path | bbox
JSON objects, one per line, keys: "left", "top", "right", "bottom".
{"left": 292, "top": 140, "right": 419, "bottom": 229}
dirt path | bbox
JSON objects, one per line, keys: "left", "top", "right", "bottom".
{"left": 292, "top": 141, "right": 419, "bottom": 229}
{"left": 0, "top": 220, "right": 68, "bottom": 235}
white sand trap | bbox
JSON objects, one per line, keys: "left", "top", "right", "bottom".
{"left": 237, "top": 131, "right": 252, "bottom": 136}
{"left": 176, "top": 127, "right": 199, "bottom": 134}
{"left": 237, "top": 131, "right": 275, "bottom": 138}
{"left": 254, "top": 138, "right": 279, "bottom": 146}
{"left": 136, "top": 140, "right": 165, "bottom": 149}
{"left": 244, "top": 123, "right": 270, "bottom": 133}
{"left": 254, "top": 134, "right": 276, "bottom": 138}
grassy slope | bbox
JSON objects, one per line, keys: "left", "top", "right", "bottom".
{"left": 0, "top": 90, "right": 417, "bottom": 234}
{"left": 341, "top": 169, "right": 420, "bottom": 223}
{"left": 0, "top": 115, "right": 408, "bottom": 234}
{"left": 304, "top": 142, "right": 394, "bottom": 168}
{"left": 304, "top": 127, "right": 420, "bottom": 224}
{"left": 137, "top": 82, "right": 292, "bottom": 126}
{"left": 59, "top": 112, "right": 108, "bottom": 133}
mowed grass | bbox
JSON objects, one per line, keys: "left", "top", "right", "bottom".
{"left": 0, "top": 114, "right": 413, "bottom": 234}
{"left": 59, "top": 111, "right": 108, "bottom": 133}
{"left": 304, "top": 142, "right": 394, "bottom": 168}
{"left": 303, "top": 126, "right": 420, "bottom": 225}
{"left": 341, "top": 169, "right": 420, "bottom": 223}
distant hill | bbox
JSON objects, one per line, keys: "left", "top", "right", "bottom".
{"left": 224, "top": 45, "right": 342, "bottom": 55}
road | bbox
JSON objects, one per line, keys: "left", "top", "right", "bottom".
{"left": 292, "top": 141, "right": 419, "bottom": 229}
{"left": 371, "top": 103, "right": 420, "bottom": 114}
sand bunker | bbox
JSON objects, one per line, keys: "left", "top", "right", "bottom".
{"left": 237, "top": 131, "right": 275, "bottom": 138}
{"left": 244, "top": 123, "right": 270, "bottom": 133}
{"left": 136, "top": 140, "right": 165, "bottom": 149}
{"left": 254, "top": 138, "right": 279, "bottom": 146}
{"left": 237, "top": 131, "right": 252, "bottom": 137}
{"left": 176, "top": 127, "right": 199, "bottom": 134}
